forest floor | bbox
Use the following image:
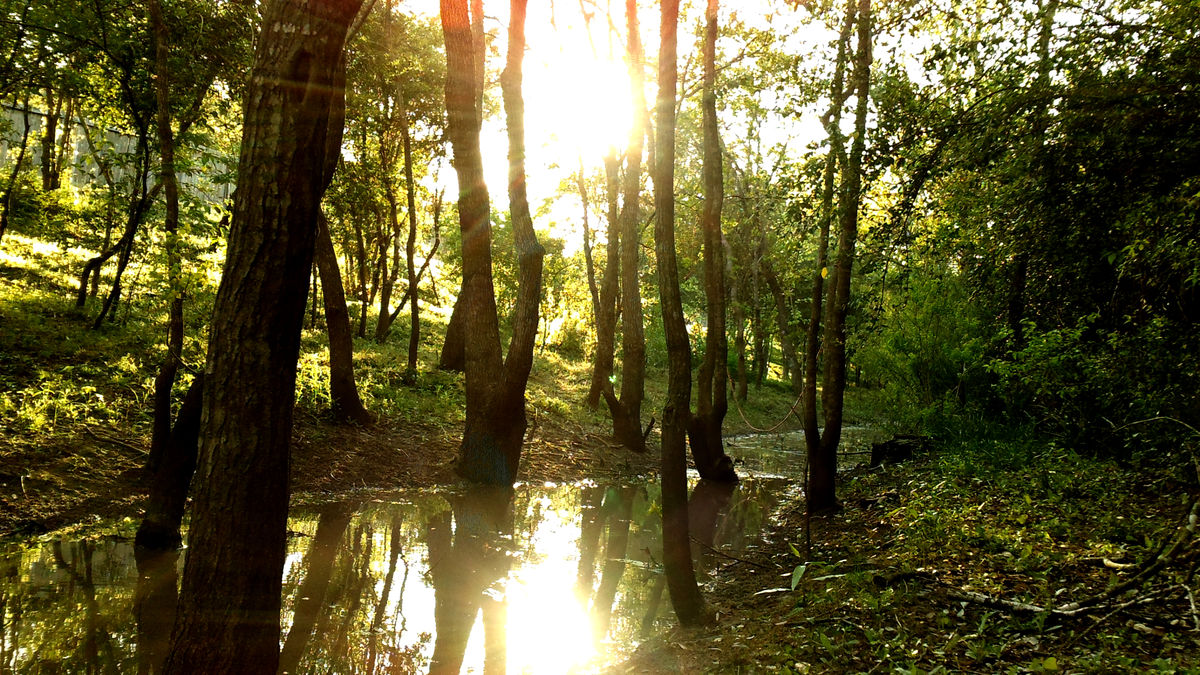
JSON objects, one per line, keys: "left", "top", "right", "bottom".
{"left": 619, "top": 435, "right": 1200, "bottom": 674}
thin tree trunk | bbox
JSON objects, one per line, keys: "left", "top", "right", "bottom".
{"left": 354, "top": 213, "right": 370, "bottom": 337}
{"left": 438, "top": 0, "right": 487, "bottom": 374}
{"left": 763, "top": 262, "right": 801, "bottom": 396}
{"left": 653, "top": 0, "right": 707, "bottom": 628}
{"left": 492, "top": 0, "right": 545, "bottom": 480}
{"left": 375, "top": 187, "right": 399, "bottom": 341}
{"left": 40, "top": 86, "right": 61, "bottom": 191}
{"left": 732, "top": 273, "right": 749, "bottom": 401}
{"left": 584, "top": 155, "right": 619, "bottom": 409}
{"left": 802, "top": 0, "right": 854, "bottom": 516}
{"left": 813, "top": 0, "right": 871, "bottom": 515}
{"left": 149, "top": 0, "right": 185, "bottom": 474}
{"left": 136, "top": 374, "right": 204, "bottom": 550}
{"left": 600, "top": 0, "right": 650, "bottom": 453}
{"left": 687, "top": 0, "right": 735, "bottom": 483}
{"left": 0, "top": 94, "right": 31, "bottom": 243}
{"left": 163, "top": 0, "right": 360, "bottom": 669}
{"left": 92, "top": 131, "right": 153, "bottom": 327}
{"left": 399, "top": 94, "right": 421, "bottom": 369}
{"left": 317, "top": 211, "right": 373, "bottom": 424}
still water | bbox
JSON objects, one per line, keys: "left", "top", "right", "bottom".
{"left": 0, "top": 428, "right": 881, "bottom": 673}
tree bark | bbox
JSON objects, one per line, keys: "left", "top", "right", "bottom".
{"left": 732, "top": 272, "right": 749, "bottom": 401}
{"left": 39, "top": 85, "right": 61, "bottom": 191}
{"left": 653, "top": 0, "right": 708, "bottom": 627}
{"left": 400, "top": 94, "right": 421, "bottom": 371}
{"left": 87, "top": 130, "right": 153, "bottom": 325}
{"left": 163, "top": 0, "right": 361, "bottom": 670}
{"left": 687, "top": 0, "right": 736, "bottom": 483}
{"left": 802, "top": 0, "right": 855, "bottom": 516}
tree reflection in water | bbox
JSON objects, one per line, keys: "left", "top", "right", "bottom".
{"left": 426, "top": 486, "right": 515, "bottom": 674}
{"left": 134, "top": 546, "right": 180, "bottom": 674}
{"left": 0, "top": 466, "right": 794, "bottom": 673}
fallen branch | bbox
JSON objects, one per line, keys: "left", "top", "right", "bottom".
{"left": 84, "top": 425, "right": 148, "bottom": 456}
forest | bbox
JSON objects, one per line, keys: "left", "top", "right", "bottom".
{"left": 0, "top": 0, "right": 1197, "bottom": 671}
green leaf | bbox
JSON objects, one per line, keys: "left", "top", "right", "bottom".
{"left": 1042, "top": 657, "right": 1058, "bottom": 671}
{"left": 791, "top": 564, "right": 807, "bottom": 590}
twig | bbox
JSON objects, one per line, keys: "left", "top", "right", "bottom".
{"left": 689, "top": 535, "right": 778, "bottom": 570}
{"left": 1185, "top": 584, "right": 1200, "bottom": 632}
{"left": 83, "top": 425, "right": 147, "bottom": 456}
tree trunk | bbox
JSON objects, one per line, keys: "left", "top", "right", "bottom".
{"left": 400, "top": 96, "right": 421, "bottom": 371}
{"left": 438, "top": 0, "right": 487, "bottom": 374}
{"left": 163, "top": 0, "right": 361, "bottom": 670}
{"left": 442, "top": 0, "right": 543, "bottom": 485}
{"left": 375, "top": 187, "right": 399, "bottom": 342}
{"left": 149, "top": 0, "right": 185, "bottom": 475}
{"left": 763, "top": 262, "right": 801, "bottom": 396}
{"left": 600, "top": 0, "right": 650, "bottom": 453}
{"left": 687, "top": 0, "right": 736, "bottom": 483}
{"left": 653, "top": 0, "right": 708, "bottom": 628}
{"left": 813, "top": 0, "right": 871, "bottom": 515}
{"left": 0, "top": 95, "right": 31, "bottom": 243}
{"left": 39, "top": 86, "right": 61, "bottom": 191}
{"left": 732, "top": 273, "right": 749, "bottom": 401}
{"left": 82, "top": 129, "right": 153, "bottom": 322}
{"left": 802, "top": 0, "right": 854, "bottom": 516}
{"left": 584, "top": 155, "right": 619, "bottom": 410}
{"left": 353, "top": 212, "right": 371, "bottom": 337}
{"left": 136, "top": 374, "right": 204, "bottom": 551}
{"left": 316, "top": 211, "right": 373, "bottom": 424}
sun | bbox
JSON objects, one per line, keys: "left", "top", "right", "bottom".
{"left": 517, "top": 0, "right": 639, "bottom": 160}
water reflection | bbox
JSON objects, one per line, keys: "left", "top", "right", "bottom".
{"left": 0, "top": 434, "right": 857, "bottom": 673}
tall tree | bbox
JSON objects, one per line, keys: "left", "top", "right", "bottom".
{"left": 809, "top": 0, "right": 872, "bottom": 514}
{"left": 438, "top": 0, "right": 486, "bottom": 373}
{"left": 147, "top": 0, "right": 184, "bottom": 475}
{"left": 687, "top": 0, "right": 736, "bottom": 482}
{"left": 316, "top": 211, "right": 374, "bottom": 424}
{"left": 654, "top": 0, "right": 708, "bottom": 627}
{"left": 584, "top": 156, "right": 619, "bottom": 410}
{"left": 441, "top": 0, "right": 545, "bottom": 484}
{"left": 163, "top": 0, "right": 361, "bottom": 670}
{"left": 598, "top": 0, "right": 651, "bottom": 453}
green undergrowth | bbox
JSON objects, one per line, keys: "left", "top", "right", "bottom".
{"left": 2, "top": 232, "right": 811, "bottom": 468}
{"left": 762, "top": 424, "right": 1200, "bottom": 674}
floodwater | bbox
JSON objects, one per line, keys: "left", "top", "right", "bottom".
{"left": 0, "top": 428, "right": 882, "bottom": 673}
